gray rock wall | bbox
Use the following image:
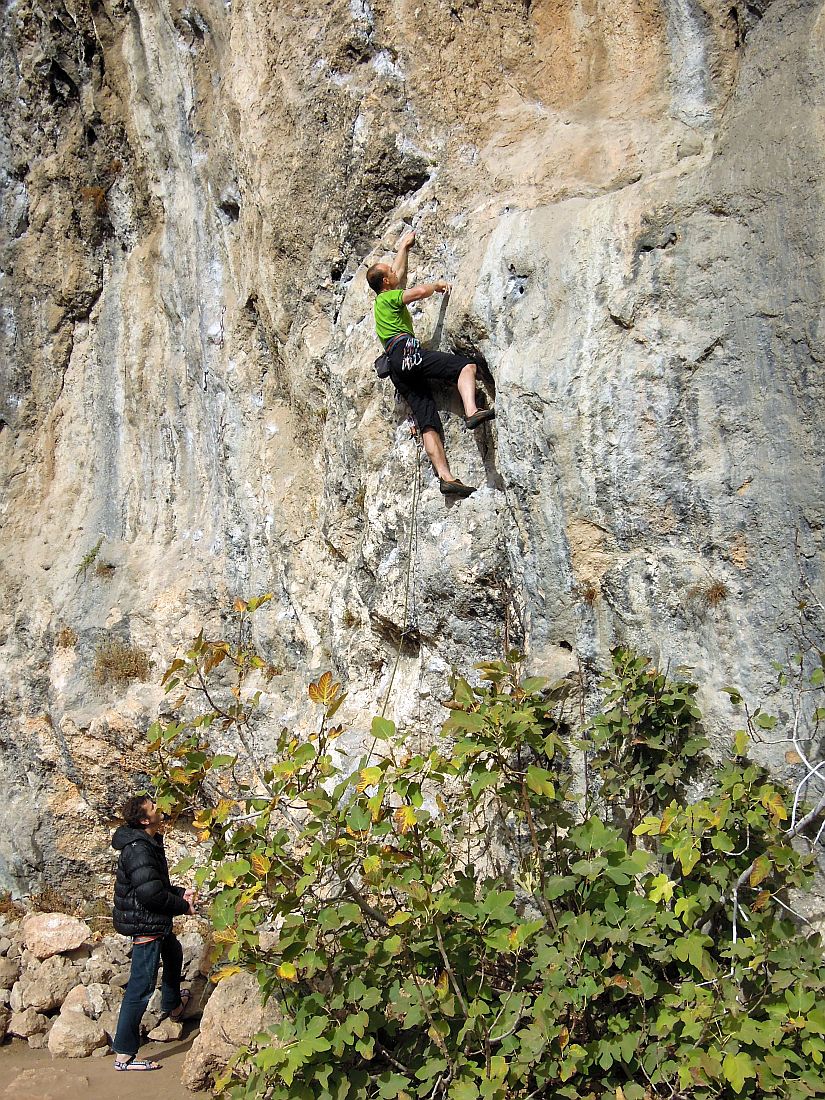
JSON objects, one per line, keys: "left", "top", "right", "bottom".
{"left": 0, "top": 0, "right": 823, "bottom": 895}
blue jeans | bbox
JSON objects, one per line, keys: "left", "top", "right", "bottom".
{"left": 112, "top": 933, "right": 183, "bottom": 1056}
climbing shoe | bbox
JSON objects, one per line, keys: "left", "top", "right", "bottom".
{"left": 464, "top": 409, "right": 495, "bottom": 430}
{"left": 439, "top": 478, "right": 476, "bottom": 497}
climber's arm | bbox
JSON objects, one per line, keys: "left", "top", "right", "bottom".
{"left": 402, "top": 280, "right": 449, "bottom": 304}
{"left": 391, "top": 231, "right": 416, "bottom": 287}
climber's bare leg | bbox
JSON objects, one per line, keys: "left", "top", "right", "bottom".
{"left": 457, "top": 363, "right": 479, "bottom": 417}
{"left": 421, "top": 429, "right": 454, "bottom": 482}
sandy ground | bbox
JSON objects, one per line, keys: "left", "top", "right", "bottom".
{"left": 0, "top": 1028, "right": 201, "bottom": 1099}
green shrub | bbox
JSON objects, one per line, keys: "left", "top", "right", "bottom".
{"left": 148, "top": 605, "right": 825, "bottom": 1100}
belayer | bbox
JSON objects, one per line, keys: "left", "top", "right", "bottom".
{"left": 367, "top": 231, "right": 495, "bottom": 497}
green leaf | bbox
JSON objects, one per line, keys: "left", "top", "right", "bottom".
{"left": 171, "top": 856, "right": 196, "bottom": 875}
{"left": 449, "top": 1082, "right": 480, "bottom": 1100}
{"left": 648, "top": 873, "right": 675, "bottom": 904}
{"left": 292, "top": 743, "right": 316, "bottom": 766}
{"left": 521, "top": 676, "right": 549, "bottom": 693}
{"left": 445, "top": 710, "right": 487, "bottom": 733}
{"left": 470, "top": 769, "right": 500, "bottom": 798}
{"left": 216, "top": 859, "right": 251, "bottom": 885}
{"left": 525, "top": 766, "right": 555, "bottom": 798}
{"left": 371, "top": 716, "right": 396, "bottom": 742}
{"left": 723, "top": 1051, "right": 756, "bottom": 1094}
{"left": 346, "top": 804, "right": 370, "bottom": 831}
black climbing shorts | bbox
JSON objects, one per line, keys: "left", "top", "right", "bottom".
{"left": 387, "top": 339, "right": 474, "bottom": 436}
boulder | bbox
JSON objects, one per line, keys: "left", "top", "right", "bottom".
{"left": 180, "top": 930, "right": 210, "bottom": 979}
{"left": 47, "top": 1011, "right": 108, "bottom": 1057}
{"left": 60, "top": 983, "right": 92, "bottom": 1015}
{"left": 86, "top": 982, "right": 118, "bottom": 1018}
{"left": 21, "top": 913, "right": 91, "bottom": 959}
{"left": 0, "top": 955, "right": 19, "bottom": 989}
{"left": 98, "top": 1008, "right": 120, "bottom": 1041}
{"left": 147, "top": 1016, "right": 183, "bottom": 1041}
{"left": 8, "top": 1007, "right": 49, "bottom": 1038}
{"left": 181, "top": 971, "right": 282, "bottom": 1091}
{"left": 84, "top": 956, "right": 115, "bottom": 984}
{"left": 0, "top": 935, "right": 12, "bottom": 956}
{"left": 101, "top": 934, "right": 131, "bottom": 965}
{"left": 18, "top": 954, "right": 76, "bottom": 1012}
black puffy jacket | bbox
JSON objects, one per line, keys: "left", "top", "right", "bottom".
{"left": 112, "top": 826, "right": 189, "bottom": 937}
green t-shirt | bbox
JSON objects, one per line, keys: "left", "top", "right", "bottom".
{"left": 374, "top": 289, "right": 414, "bottom": 345}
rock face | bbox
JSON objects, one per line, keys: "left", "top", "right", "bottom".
{"left": 0, "top": 0, "right": 823, "bottom": 901}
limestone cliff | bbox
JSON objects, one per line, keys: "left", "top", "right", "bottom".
{"left": 0, "top": 0, "right": 823, "bottom": 895}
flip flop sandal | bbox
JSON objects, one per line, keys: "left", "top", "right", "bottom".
{"left": 168, "top": 988, "right": 191, "bottom": 1022}
{"left": 115, "top": 1057, "right": 161, "bottom": 1071}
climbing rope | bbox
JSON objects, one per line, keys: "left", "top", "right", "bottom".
{"left": 379, "top": 433, "right": 423, "bottom": 720}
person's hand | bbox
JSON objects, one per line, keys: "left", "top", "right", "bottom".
{"left": 399, "top": 230, "right": 416, "bottom": 251}
{"left": 184, "top": 888, "right": 198, "bottom": 915}
{"left": 434, "top": 280, "right": 450, "bottom": 294}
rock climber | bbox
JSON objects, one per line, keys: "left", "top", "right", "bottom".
{"left": 367, "top": 230, "right": 495, "bottom": 497}
{"left": 111, "top": 794, "right": 196, "bottom": 1071}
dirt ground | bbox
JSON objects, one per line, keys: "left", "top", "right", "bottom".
{"left": 0, "top": 1028, "right": 201, "bottom": 1099}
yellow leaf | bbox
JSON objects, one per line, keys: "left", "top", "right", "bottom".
{"left": 750, "top": 854, "right": 771, "bottom": 887}
{"left": 734, "top": 729, "right": 749, "bottom": 757}
{"left": 233, "top": 598, "right": 247, "bottom": 613}
{"left": 752, "top": 890, "right": 771, "bottom": 911}
{"left": 558, "top": 1025, "right": 569, "bottom": 1051}
{"left": 277, "top": 962, "right": 297, "bottom": 982}
{"left": 761, "top": 791, "right": 788, "bottom": 826}
{"left": 309, "top": 671, "right": 341, "bottom": 706}
{"left": 388, "top": 911, "right": 412, "bottom": 926}
{"left": 362, "top": 855, "right": 382, "bottom": 880}
{"left": 358, "top": 767, "right": 382, "bottom": 792}
{"left": 617, "top": 1088, "right": 627, "bottom": 1100}
{"left": 436, "top": 972, "right": 449, "bottom": 997}
{"left": 215, "top": 799, "right": 233, "bottom": 823}
{"left": 393, "top": 805, "right": 418, "bottom": 834}
{"left": 211, "top": 965, "right": 241, "bottom": 984}
{"left": 251, "top": 853, "right": 271, "bottom": 877}
{"left": 213, "top": 927, "right": 238, "bottom": 945}
{"left": 368, "top": 792, "right": 385, "bottom": 822}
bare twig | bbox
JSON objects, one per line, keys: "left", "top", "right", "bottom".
{"left": 433, "top": 921, "right": 469, "bottom": 1017}
{"left": 732, "top": 790, "right": 825, "bottom": 944}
